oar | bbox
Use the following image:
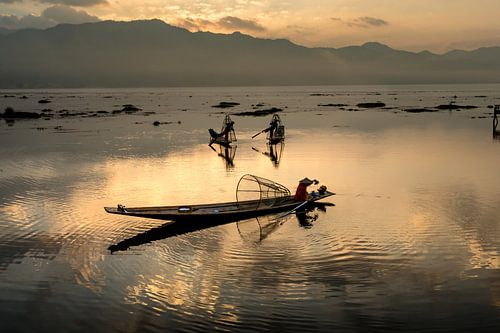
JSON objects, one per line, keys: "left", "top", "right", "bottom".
{"left": 252, "top": 129, "right": 266, "bottom": 139}
{"left": 272, "top": 201, "right": 309, "bottom": 221}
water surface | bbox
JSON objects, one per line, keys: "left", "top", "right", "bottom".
{"left": 1, "top": 85, "right": 500, "bottom": 332}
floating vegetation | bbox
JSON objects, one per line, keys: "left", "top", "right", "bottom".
{"left": 436, "top": 104, "right": 478, "bottom": 110}
{"left": 357, "top": 102, "right": 386, "bottom": 108}
{"left": 212, "top": 102, "right": 240, "bottom": 108}
{"left": 1, "top": 107, "right": 40, "bottom": 119}
{"left": 318, "top": 103, "right": 348, "bottom": 107}
{"left": 234, "top": 107, "right": 282, "bottom": 117}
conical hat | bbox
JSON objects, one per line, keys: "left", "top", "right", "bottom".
{"left": 299, "top": 177, "right": 314, "bottom": 185}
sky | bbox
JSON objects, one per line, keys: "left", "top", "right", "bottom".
{"left": 1, "top": 0, "right": 500, "bottom": 53}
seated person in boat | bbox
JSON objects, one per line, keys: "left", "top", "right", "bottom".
{"left": 294, "top": 177, "right": 318, "bottom": 201}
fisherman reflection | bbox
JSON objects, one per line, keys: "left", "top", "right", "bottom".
{"left": 296, "top": 200, "right": 333, "bottom": 228}
{"left": 252, "top": 142, "right": 284, "bottom": 166}
{"left": 266, "top": 143, "right": 283, "bottom": 166}
{"left": 296, "top": 210, "right": 319, "bottom": 229}
{"left": 218, "top": 145, "right": 236, "bottom": 168}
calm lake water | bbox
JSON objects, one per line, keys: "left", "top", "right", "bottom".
{"left": 1, "top": 85, "right": 500, "bottom": 332}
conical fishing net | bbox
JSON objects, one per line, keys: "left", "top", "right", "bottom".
{"left": 236, "top": 174, "right": 291, "bottom": 209}
{"left": 222, "top": 114, "right": 237, "bottom": 142}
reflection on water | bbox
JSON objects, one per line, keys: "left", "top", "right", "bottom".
{"left": 210, "top": 144, "right": 237, "bottom": 169}
{"left": 252, "top": 142, "right": 284, "bottom": 167}
{"left": 110, "top": 203, "right": 330, "bottom": 253}
{"left": 236, "top": 203, "right": 332, "bottom": 244}
{"left": 1, "top": 85, "right": 500, "bottom": 332}
{"left": 494, "top": 108, "right": 499, "bottom": 140}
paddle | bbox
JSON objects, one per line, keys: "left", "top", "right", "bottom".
{"left": 272, "top": 200, "right": 309, "bottom": 221}
{"left": 252, "top": 129, "right": 266, "bottom": 139}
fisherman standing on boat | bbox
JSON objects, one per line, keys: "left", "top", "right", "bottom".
{"left": 264, "top": 116, "right": 279, "bottom": 140}
{"left": 252, "top": 114, "right": 283, "bottom": 142}
{"left": 294, "top": 178, "right": 318, "bottom": 201}
{"left": 209, "top": 118, "right": 235, "bottom": 147}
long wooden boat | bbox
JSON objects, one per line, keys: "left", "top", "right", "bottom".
{"left": 107, "top": 200, "right": 334, "bottom": 253}
{"left": 104, "top": 190, "right": 334, "bottom": 223}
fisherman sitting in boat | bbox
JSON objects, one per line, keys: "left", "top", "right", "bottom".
{"left": 209, "top": 119, "right": 235, "bottom": 147}
{"left": 294, "top": 177, "right": 319, "bottom": 201}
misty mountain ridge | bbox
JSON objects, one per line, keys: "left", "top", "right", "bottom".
{"left": 1, "top": 19, "right": 500, "bottom": 88}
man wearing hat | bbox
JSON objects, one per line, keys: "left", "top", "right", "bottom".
{"left": 294, "top": 177, "right": 318, "bottom": 201}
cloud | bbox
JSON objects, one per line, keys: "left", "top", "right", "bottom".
{"left": 217, "top": 16, "right": 265, "bottom": 32}
{"left": 332, "top": 16, "right": 388, "bottom": 29}
{"left": 175, "top": 17, "right": 213, "bottom": 31}
{"left": 175, "top": 15, "right": 266, "bottom": 33}
{"left": 42, "top": 5, "right": 100, "bottom": 24}
{"left": 0, "top": 0, "right": 105, "bottom": 5}
{"left": 0, "top": 5, "right": 100, "bottom": 30}
{"left": 39, "top": 0, "right": 107, "bottom": 7}
{"left": 357, "top": 17, "right": 388, "bottom": 27}
{"left": 0, "top": 14, "right": 53, "bottom": 30}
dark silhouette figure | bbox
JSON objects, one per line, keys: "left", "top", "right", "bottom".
{"left": 252, "top": 114, "right": 285, "bottom": 144}
{"left": 265, "top": 116, "right": 280, "bottom": 139}
{"left": 209, "top": 115, "right": 236, "bottom": 147}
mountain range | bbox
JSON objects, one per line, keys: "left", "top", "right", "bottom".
{"left": 1, "top": 19, "right": 500, "bottom": 88}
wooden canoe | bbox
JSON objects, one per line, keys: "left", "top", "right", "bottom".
{"left": 104, "top": 190, "right": 334, "bottom": 222}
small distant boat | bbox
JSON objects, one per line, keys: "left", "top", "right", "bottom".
{"left": 104, "top": 174, "right": 334, "bottom": 222}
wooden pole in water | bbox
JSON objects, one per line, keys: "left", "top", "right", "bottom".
{"left": 495, "top": 105, "right": 499, "bottom": 127}
{"left": 494, "top": 105, "right": 499, "bottom": 139}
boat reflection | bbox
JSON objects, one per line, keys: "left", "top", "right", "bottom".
{"left": 108, "top": 202, "right": 333, "bottom": 253}
{"left": 252, "top": 142, "right": 284, "bottom": 167}
{"left": 210, "top": 144, "right": 237, "bottom": 168}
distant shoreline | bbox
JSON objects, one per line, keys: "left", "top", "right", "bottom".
{"left": 2, "top": 82, "right": 500, "bottom": 91}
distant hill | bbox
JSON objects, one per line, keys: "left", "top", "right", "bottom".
{"left": 0, "top": 27, "right": 12, "bottom": 35}
{"left": 1, "top": 19, "right": 500, "bottom": 88}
